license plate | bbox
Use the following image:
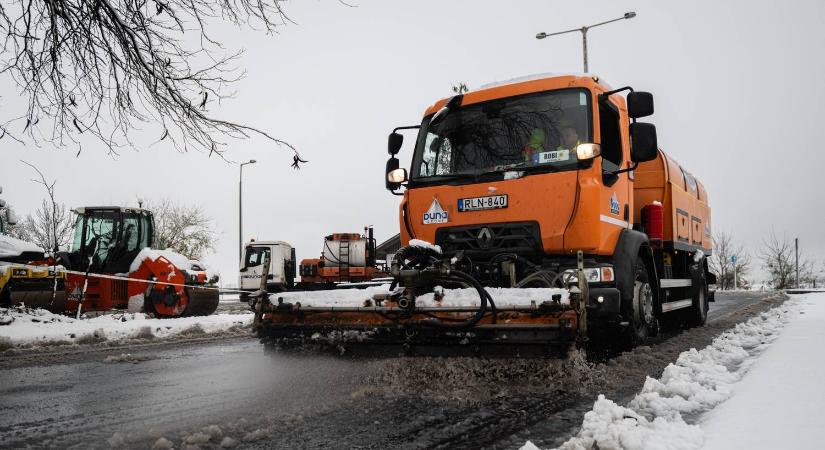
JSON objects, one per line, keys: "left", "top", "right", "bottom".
{"left": 458, "top": 194, "right": 508, "bottom": 212}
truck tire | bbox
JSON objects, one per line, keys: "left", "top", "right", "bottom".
{"left": 623, "top": 256, "right": 655, "bottom": 348}
{"left": 686, "top": 271, "right": 708, "bottom": 327}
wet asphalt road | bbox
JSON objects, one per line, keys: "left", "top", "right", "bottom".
{"left": 0, "top": 291, "right": 781, "bottom": 449}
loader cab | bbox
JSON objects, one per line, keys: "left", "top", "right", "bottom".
{"left": 67, "top": 207, "right": 154, "bottom": 273}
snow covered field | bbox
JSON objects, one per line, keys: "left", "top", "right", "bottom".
{"left": 521, "top": 292, "right": 822, "bottom": 450}
{"left": 0, "top": 306, "right": 252, "bottom": 349}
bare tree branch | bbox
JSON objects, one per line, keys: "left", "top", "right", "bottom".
{"left": 0, "top": 0, "right": 306, "bottom": 167}
{"left": 759, "top": 229, "right": 815, "bottom": 289}
{"left": 708, "top": 231, "right": 751, "bottom": 290}
{"left": 19, "top": 159, "right": 63, "bottom": 253}
{"left": 145, "top": 197, "right": 215, "bottom": 259}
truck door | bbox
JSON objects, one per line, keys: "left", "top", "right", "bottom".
{"left": 597, "top": 99, "right": 631, "bottom": 249}
{"left": 240, "top": 246, "right": 270, "bottom": 290}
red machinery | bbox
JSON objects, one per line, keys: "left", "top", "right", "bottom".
{"left": 61, "top": 207, "right": 219, "bottom": 317}
{"left": 298, "top": 227, "right": 387, "bottom": 287}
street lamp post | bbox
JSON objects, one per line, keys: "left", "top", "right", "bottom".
{"left": 536, "top": 12, "right": 636, "bottom": 73}
{"left": 239, "top": 159, "right": 257, "bottom": 262}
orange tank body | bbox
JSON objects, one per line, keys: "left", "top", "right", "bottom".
{"left": 634, "top": 151, "right": 711, "bottom": 252}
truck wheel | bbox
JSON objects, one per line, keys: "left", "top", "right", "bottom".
{"left": 687, "top": 272, "right": 708, "bottom": 327}
{"left": 623, "top": 257, "right": 655, "bottom": 348}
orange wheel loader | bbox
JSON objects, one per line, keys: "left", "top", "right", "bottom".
{"left": 257, "top": 74, "right": 716, "bottom": 355}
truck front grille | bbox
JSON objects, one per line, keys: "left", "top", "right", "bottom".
{"left": 435, "top": 221, "right": 542, "bottom": 259}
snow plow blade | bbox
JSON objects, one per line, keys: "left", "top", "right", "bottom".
{"left": 255, "top": 246, "right": 589, "bottom": 357}
{"left": 183, "top": 287, "right": 220, "bottom": 316}
{"left": 258, "top": 305, "right": 579, "bottom": 357}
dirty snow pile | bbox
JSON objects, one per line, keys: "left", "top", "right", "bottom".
{"left": 0, "top": 306, "right": 252, "bottom": 349}
{"left": 521, "top": 295, "right": 803, "bottom": 450}
{"left": 275, "top": 285, "right": 569, "bottom": 307}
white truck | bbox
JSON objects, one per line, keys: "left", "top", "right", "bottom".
{"left": 238, "top": 240, "right": 296, "bottom": 301}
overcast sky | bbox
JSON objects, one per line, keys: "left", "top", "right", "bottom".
{"left": 1, "top": 0, "right": 823, "bottom": 284}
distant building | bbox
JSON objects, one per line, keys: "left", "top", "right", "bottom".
{"left": 375, "top": 233, "right": 400, "bottom": 260}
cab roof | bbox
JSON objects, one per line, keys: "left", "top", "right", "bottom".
{"left": 423, "top": 73, "right": 615, "bottom": 116}
{"left": 245, "top": 240, "right": 292, "bottom": 247}
{"left": 72, "top": 206, "right": 152, "bottom": 215}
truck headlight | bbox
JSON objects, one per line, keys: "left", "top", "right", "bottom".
{"left": 583, "top": 268, "right": 601, "bottom": 282}
{"left": 575, "top": 143, "right": 601, "bottom": 160}
{"left": 12, "top": 268, "right": 28, "bottom": 277}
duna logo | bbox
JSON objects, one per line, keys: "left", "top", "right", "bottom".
{"left": 423, "top": 199, "right": 449, "bottom": 224}
{"left": 610, "top": 193, "right": 620, "bottom": 215}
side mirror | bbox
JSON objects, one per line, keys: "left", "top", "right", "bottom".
{"left": 630, "top": 122, "right": 658, "bottom": 163}
{"left": 627, "top": 91, "right": 654, "bottom": 119}
{"left": 388, "top": 132, "right": 403, "bottom": 155}
{"left": 386, "top": 157, "right": 407, "bottom": 191}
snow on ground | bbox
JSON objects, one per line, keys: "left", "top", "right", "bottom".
{"left": 274, "top": 285, "right": 569, "bottom": 307}
{"left": 520, "top": 293, "right": 806, "bottom": 450}
{"left": 0, "top": 305, "right": 252, "bottom": 349}
{"left": 700, "top": 292, "right": 825, "bottom": 450}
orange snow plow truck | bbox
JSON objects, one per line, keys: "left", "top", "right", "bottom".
{"left": 257, "top": 74, "right": 715, "bottom": 355}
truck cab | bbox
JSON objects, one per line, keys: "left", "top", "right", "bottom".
{"left": 239, "top": 241, "right": 296, "bottom": 300}
{"left": 385, "top": 74, "right": 712, "bottom": 344}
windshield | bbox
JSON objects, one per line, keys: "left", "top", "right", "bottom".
{"left": 412, "top": 89, "right": 592, "bottom": 180}
{"left": 244, "top": 246, "right": 271, "bottom": 268}
{"left": 71, "top": 211, "right": 120, "bottom": 264}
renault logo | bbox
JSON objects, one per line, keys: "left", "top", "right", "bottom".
{"left": 477, "top": 227, "right": 493, "bottom": 248}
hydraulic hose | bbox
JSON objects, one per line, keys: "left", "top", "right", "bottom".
{"left": 410, "top": 269, "right": 491, "bottom": 330}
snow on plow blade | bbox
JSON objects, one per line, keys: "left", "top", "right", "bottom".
{"left": 256, "top": 286, "right": 580, "bottom": 357}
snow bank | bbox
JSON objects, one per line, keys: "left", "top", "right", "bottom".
{"left": 701, "top": 293, "right": 825, "bottom": 449}
{"left": 0, "top": 306, "right": 252, "bottom": 348}
{"left": 0, "top": 234, "right": 44, "bottom": 258}
{"left": 541, "top": 297, "right": 800, "bottom": 450}
{"left": 274, "top": 285, "right": 569, "bottom": 307}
